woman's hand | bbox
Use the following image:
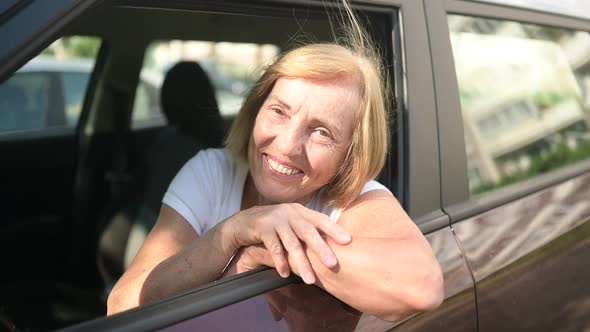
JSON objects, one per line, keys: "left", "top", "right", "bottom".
{"left": 229, "top": 203, "right": 351, "bottom": 284}
{"left": 220, "top": 244, "right": 272, "bottom": 278}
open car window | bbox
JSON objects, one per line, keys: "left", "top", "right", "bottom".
{"left": 0, "top": 1, "right": 410, "bottom": 331}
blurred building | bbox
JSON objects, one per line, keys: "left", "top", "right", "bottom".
{"left": 449, "top": 16, "right": 590, "bottom": 190}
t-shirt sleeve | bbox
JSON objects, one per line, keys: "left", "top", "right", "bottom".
{"left": 329, "top": 180, "right": 392, "bottom": 222}
{"left": 162, "top": 149, "right": 218, "bottom": 235}
{"left": 360, "top": 179, "right": 392, "bottom": 195}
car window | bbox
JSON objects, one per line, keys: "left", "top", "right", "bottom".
{"left": 0, "top": 36, "right": 100, "bottom": 134}
{"left": 448, "top": 16, "right": 590, "bottom": 195}
{"left": 131, "top": 40, "right": 279, "bottom": 128}
{"left": 62, "top": 72, "right": 92, "bottom": 126}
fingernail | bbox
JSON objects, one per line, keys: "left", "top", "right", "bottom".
{"left": 325, "top": 256, "right": 337, "bottom": 267}
{"left": 304, "top": 272, "right": 315, "bottom": 284}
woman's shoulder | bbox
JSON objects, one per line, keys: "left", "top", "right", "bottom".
{"left": 189, "top": 147, "right": 229, "bottom": 162}
{"left": 185, "top": 147, "right": 234, "bottom": 170}
{"left": 184, "top": 148, "right": 247, "bottom": 187}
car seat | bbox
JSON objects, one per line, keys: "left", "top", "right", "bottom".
{"left": 97, "top": 61, "right": 226, "bottom": 295}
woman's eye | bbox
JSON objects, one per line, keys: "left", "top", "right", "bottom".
{"left": 313, "top": 128, "right": 332, "bottom": 140}
{"left": 271, "top": 108, "right": 284, "bottom": 116}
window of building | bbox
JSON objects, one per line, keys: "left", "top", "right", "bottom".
{"left": 448, "top": 16, "right": 590, "bottom": 195}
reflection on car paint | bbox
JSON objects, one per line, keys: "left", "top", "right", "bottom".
{"left": 455, "top": 173, "right": 590, "bottom": 281}
{"left": 453, "top": 172, "right": 590, "bottom": 331}
{"left": 161, "top": 284, "right": 360, "bottom": 332}
{"left": 379, "top": 227, "right": 477, "bottom": 332}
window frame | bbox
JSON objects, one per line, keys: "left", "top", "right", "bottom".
{"left": 57, "top": 0, "right": 450, "bottom": 330}
{"left": 425, "top": 0, "right": 590, "bottom": 223}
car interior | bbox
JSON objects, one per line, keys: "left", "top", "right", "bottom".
{"left": 0, "top": 2, "right": 396, "bottom": 330}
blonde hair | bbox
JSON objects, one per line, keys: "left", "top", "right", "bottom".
{"left": 225, "top": 5, "right": 390, "bottom": 208}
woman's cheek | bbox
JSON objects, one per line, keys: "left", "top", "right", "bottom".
{"left": 256, "top": 119, "right": 279, "bottom": 144}
{"left": 308, "top": 146, "right": 340, "bottom": 179}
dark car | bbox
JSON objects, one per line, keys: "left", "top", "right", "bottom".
{"left": 1, "top": 0, "right": 589, "bottom": 331}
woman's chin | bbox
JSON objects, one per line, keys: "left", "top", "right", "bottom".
{"left": 257, "top": 185, "right": 312, "bottom": 205}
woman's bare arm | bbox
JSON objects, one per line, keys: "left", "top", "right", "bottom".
{"left": 108, "top": 201, "right": 352, "bottom": 315}
{"left": 225, "top": 191, "right": 444, "bottom": 322}
{"left": 107, "top": 205, "right": 239, "bottom": 315}
{"left": 308, "top": 190, "right": 444, "bottom": 321}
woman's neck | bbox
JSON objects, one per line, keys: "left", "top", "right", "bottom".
{"left": 241, "top": 173, "right": 313, "bottom": 210}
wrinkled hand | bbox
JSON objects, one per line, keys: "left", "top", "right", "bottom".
{"left": 231, "top": 203, "right": 351, "bottom": 284}
{"left": 220, "top": 244, "right": 272, "bottom": 278}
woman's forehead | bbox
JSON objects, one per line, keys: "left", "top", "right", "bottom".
{"left": 269, "top": 77, "right": 361, "bottom": 115}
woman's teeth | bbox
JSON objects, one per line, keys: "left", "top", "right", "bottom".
{"left": 268, "top": 157, "right": 302, "bottom": 175}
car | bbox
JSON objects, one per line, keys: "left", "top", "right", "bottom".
{"left": 0, "top": 55, "right": 167, "bottom": 133}
{"left": 0, "top": 0, "right": 589, "bottom": 331}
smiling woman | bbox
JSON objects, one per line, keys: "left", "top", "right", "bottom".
{"left": 106, "top": 0, "right": 443, "bottom": 322}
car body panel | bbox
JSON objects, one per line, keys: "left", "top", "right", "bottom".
{"left": 452, "top": 173, "right": 590, "bottom": 331}
{"left": 432, "top": 1, "right": 590, "bottom": 332}
{"left": 385, "top": 226, "right": 477, "bottom": 332}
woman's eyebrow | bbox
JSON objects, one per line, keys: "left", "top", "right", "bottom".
{"left": 267, "top": 95, "right": 292, "bottom": 110}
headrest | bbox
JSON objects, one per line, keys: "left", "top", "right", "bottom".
{"left": 160, "top": 61, "right": 224, "bottom": 147}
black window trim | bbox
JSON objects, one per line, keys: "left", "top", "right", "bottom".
{"left": 59, "top": 268, "right": 299, "bottom": 332}
{"left": 426, "top": 0, "right": 590, "bottom": 224}
{"left": 0, "top": 126, "right": 77, "bottom": 142}
{"left": 446, "top": 159, "right": 590, "bottom": 223}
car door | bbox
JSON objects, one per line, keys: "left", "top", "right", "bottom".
{"left": 426, "top": 0, "right": 590, "bottom": 331}
{"left": 0, "top": 1, "right": 106, "bottom": 329}
{"left": 2, "top": 0, "right": 478, "bottom": 331}
{"left": 0, "top": 1, "right": 101, "bottom": 273}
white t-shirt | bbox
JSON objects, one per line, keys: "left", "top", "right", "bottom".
{"left": 163, "top": 148, "right": 390, "bottom": 235}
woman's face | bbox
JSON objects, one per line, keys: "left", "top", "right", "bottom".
{"left": 248, "top": 76, "right": 361, "bottom": 205}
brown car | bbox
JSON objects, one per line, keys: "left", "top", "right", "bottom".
{"left": 0, "top": 0, "right": 589, "bottom": 331}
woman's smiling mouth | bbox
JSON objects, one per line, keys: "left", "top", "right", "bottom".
{"left": 265, "top": 154, "right": 303, "bottom": 176}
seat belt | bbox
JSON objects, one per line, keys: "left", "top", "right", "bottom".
{"left": 97, "top": 84, "right": 134, "bottom": 287}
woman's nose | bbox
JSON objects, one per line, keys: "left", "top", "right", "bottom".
{"left": 274, "top": 123, "right": 304, "bottom": 157}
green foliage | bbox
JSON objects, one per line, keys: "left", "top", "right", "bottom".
{"left": 65, "top": 37, "right": 100, "bottom": 58}
{"left": 531, "top": 91, "right": 572, "bottom": 109}
{"left": 40, "top": 37, "right": 100, "bottom": 59}
{"left": 459, "top": 89, "right": 479, "bottom": 102}
{"left": 472, "top": 139, "right": 590, "bottom": 195}
{"left": 41, "top": 48, "right": 55, "bottom": 57}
